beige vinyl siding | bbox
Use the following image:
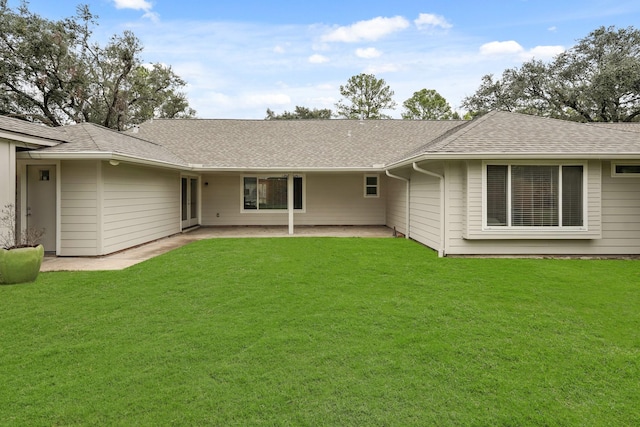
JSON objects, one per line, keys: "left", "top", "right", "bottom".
{"left": 101, "top": 162, "right": 180, "bottom": 255}
{"left": 408, "top": 167, "right": 441, "bottom": 250}
{"left": 447, "top": 160, "right": 612, "bottom": 256}
{"left": 385, "top": 173, "right": 408, "bottom": 235}
{"left": 596, "top": 161, "right": 640, "bottom": 253}
{"left": 0, "top": 141, "right": 15, "bottom": 212}
{"left": 201, "top": 173, "right": 386, "bottom": 226}
{"left": 59, "top": 160, "right": 99, "bottom": 256}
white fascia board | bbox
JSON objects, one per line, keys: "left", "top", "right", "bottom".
{"left": 0, "top": 132, "right": 62, "bottom": 148}
{"left": 385, "top": 152, "right": 640, "bottom": 169}
{"left": 20, "top": 151, "right": 189, "bottom": 171}
{"left": 192, "top": 166, "right": 386, "bottom": 173}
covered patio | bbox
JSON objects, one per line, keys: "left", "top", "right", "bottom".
{"left": 40, "top": 225, "right": 395, "bottom": 271}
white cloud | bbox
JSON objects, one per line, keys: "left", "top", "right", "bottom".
{"left": 274, "top": 45, "right": 286, "bottom": 54}
{"left": 526, "top": 45, "right": 565, "bottom": 60}
{"left": 355, "top": 47, "right": 382, "bottom": 59}
{"left": 480, "top": 40, "right": 524, "bottom": 55}
{"left": 113, "top": 0, "right": 153, "bottom": 11}
{"left": 414, "top": 13, "right": 452, "bottom": 30}
{"left": 308, "top": 54, "right": 329, "bottom": 64}
{"left": 114, "top": 0, "right": 158, "bottom": 21}
{"left": 548, "top": 26, "right": 558, "bottom": 32}
{"left": 321, "top": 16, "right": 410, "bottom": 43}
{"left": 480, "top": 41, "right": 565, "bottom": 60}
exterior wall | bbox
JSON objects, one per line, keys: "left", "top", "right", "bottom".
{"left": 201, "top": 172, "right": 386, "bottom": 226}
{"left": 385, "top": 173, "right": 408, "bottom": 235}
{"left": 0, "top": 141, "right": 16, "bottom": 242}
{"left": 598, "top": 161, "right": 640, "bottom": 253}
{"left": 441, "top": 159, "right": 640, "bottom": 256}
{"left": 408, "top": 165, "right": 443, "bottom": 251}
{"left": 59, "top": 160, "right": 99, "bottom": 256}
{"left": 101, "top": 162, "right": 180, "bottom": 255}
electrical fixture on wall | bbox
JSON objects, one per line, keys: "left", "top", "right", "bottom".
{"left": 109, "top": 159, "right": 120, "bottom": 166}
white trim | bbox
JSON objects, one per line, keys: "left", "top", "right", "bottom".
{"left": 287, "top": 174, "right": 294, "bottom": 235}
{"left": 481, "top": 160, "right": 589, "bottom": 234}
{"left": 180, "top": 174, "right": 200, "bottom": 229}
{"left": 364, "top": 174, "right": 380, "bottom": 198}
{"left": 240, "top": 174, "right": 306, "bottom": 213}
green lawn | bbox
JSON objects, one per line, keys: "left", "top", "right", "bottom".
{"left": 1, "top": 238, "right": 639, "bottom": 426}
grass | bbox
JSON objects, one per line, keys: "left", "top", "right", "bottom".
{"left": 1, "top": 238, "right": 639, "bottom": 426}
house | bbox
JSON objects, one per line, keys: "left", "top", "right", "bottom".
{"left": 1, "top": 111, "right": 640, "bottom": 257}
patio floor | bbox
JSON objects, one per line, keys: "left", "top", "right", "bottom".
{"left": 41, "top": 225, "right": 396, "bottom": 272}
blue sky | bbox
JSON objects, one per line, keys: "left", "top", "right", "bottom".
{"left": 7, "top": 0, "right": 640, "bottom": 119}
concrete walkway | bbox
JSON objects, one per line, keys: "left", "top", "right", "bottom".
{"left": 41, "top": 226, "right": 395, "bottom": 272}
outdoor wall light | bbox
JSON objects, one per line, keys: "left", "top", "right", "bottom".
{"left": 109, "top": 159, "right": 120, "bottom": 166}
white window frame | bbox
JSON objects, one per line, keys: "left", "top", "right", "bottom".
{"left": 611, "top": 162, "right": 640, "bottom": 177}
{"left": 241, "top": 174, "right": 306, "bottom": 213}
{"left": 482, "top": 161, "right": 588, "bottom": 232}
{"left": 364, "top": 174, "right": 380, "bottom": 198}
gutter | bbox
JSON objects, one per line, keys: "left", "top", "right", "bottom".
{"left": 384, "top": 170, "right": 410, "bottom": 239}
{"left": 412, "top": 162, "right": 445, "bottom": 257}
{"left": 386, "top": 152, "right": 640, "bottom": 170}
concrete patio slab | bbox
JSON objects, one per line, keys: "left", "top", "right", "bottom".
{"left": 41, "top": 225, "right": 395, "bottom": 272}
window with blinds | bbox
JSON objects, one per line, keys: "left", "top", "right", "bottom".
{"left": 485, "top": 164, "right": 583, "bottom": 228}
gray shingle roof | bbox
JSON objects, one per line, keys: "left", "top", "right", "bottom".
{"left": 38, "top": 123, "right": 188, "bottom": 166}
{"left": 6, "top": 111, "right": 640, "bottom": 170}
{"left": 398, "top": 111, "right": 640, "bottom": 161}
{"left": 133, "top": 119, "right": 465, "bottom": 169}
{"left": 0, "top": 115, "right": 67, "bottom": 143}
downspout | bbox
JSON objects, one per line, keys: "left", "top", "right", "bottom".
{"left": 412, "top": 163, "right": 445, "bottom": 257}
{"left": 385, "top": 170, "right": 410, "bottom": 239}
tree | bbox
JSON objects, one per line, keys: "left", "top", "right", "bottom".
{"left": 0, "top": 1, "right": 195, "bottom": 129}
{"left": 265, "top": 106, "right": 332, "bottom": 120}
{"left": 401, "top": 89, "right": 460, "bottom": 120}
{"left": 462, "top": 26, "right": 640, "bottom": 122}
{"left": 335, "top": 73, "right": 396, "bottom": 119}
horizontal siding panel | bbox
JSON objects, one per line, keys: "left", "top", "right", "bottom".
{"left": 100, "top": 163, "right": 180, "bottom": 255}
{"left": 61, "top": 207, "right": 97, "bottom": 216}
{"left": 60, "top": 199, "right": 98, "bottom": 208}
{"left": 60, "top": 215, "right": 98, "bottom": 225}
{"left": 59, "top": 160, "right": 99, "bottom": 256}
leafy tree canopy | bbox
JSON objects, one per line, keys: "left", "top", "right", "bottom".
{"left": 265, "top": 106, "right": 332, "bottom": 120}
{"left": 462, "top": 26, "right": 640, "bottom": 122}
{"left": 0, "top": 0, "right": 195, "bottom": 129}
{"left": 402, "top": 89, "right": 460, "bottom": 120}
{"left": 335, "top": 73, "right": 396, "bottom": 119}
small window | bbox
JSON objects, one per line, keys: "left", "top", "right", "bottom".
{"left": 364, "top": 174, "right": 379, "bottom": 198}
{"left": 612, "top": 163, "right": 640, "bottom": 177}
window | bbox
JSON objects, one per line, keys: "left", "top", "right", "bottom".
{"left": 243, "top": 175, "right": 304, "bottom": 211}
{"left": 364, "top": 174, "right": 379, "bottom": 198}
{"left": 612, "top": 163, "right": 640, "bottom": 177}
{"left": 485, "top": 164, "right": 584, "bottom": 228}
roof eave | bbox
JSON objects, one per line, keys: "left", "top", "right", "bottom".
{"left": 0, "top": 131, "right": 63, "bottom": 148}
{"left": 20, "top": 151, "right": 189, "bottom": 171}
{"left": 19, "top": 151, "right": 387, "bottom": 173}
{"left": 385, "top": 151, "right": 640, "bottom": 169}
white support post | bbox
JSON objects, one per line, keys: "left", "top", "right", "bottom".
{"left": 287, "top": 173, "right": 294, "bottom": 235}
